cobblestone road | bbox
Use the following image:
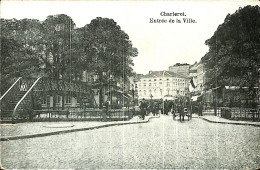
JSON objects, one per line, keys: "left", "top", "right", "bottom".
{"left": 1, "top": 115, "right": 259, "bottom": 169}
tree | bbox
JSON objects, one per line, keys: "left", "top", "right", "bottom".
{"left": 0, "top": 19, "right": 42, "bottom": 93}
{"left": 83, "top": 17, "right": 138, "bottom": 81}
{"left": 83, "top": 17, "right": 138, "bottom": 107}
{"left": 202, "top": 5, "right": 260, "bottom": 88}
{"left": 41, "top": 14, "right": 77, "bottom": 81}
{"left": 202, "top": 5, "right": 260, "bottom": 107}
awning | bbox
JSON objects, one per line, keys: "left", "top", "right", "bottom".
{"left": 191, "top": 94, "right": 203, "bottom": 101}
{"left": 191, "top": 96, "right": 199, "bottom": 101}
{"left": 163, "top": 95, "right": 174, "bottom": 100}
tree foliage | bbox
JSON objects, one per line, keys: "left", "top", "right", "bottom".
{"left": 1, "top": 15, "right": 138, "bottom": 90}
{"left": 41, "top": 14, "right": 76, "bottom": 80}
{"left": 0, "top": 19, "right": 42, "bottom": 93}
{"left": 83, "top": 17, "right": 138, "bottom": 82}
{"left": 202, "top": 5, "right": 260, "bottom": 90}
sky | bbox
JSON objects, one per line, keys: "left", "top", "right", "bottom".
{"left": 1, "top": 0, "right": 259, "bottom": 75}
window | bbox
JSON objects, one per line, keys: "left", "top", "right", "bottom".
{"left": 65, "top": 95, "right": 71, "bottom": 104}
{"left": 149, "top": 83, "right": 151, "bottom": 86}
{"left": 42, "top": 95, "right": 47, "bottom": 105}
{"left": 56, "top": 95, "right": 61, "bottom": 103}
{"left": 143, "top": 83, "right": 146, "bottom": 87}
{"left": 154, "top": 79, "right": 157, "bottom": 81}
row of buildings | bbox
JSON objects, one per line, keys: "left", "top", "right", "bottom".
{"left": 38, "top": 61, "right": 205, "bottom": 110}
{"left": 135, "top": 62, "right": 205, "bottom": 101}
{"left": 38, "top": 61, "right": 206, "bottom": 110}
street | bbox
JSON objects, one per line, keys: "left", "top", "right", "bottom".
{"left": 1, "top": 115, "right": 260, "bottom": 169}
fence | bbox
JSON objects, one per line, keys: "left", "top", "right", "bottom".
{"left": 219, "top": 107, "right": 260, "bottom": 121}
{"left": 33, "top": 108, "right": 134, "bottom": 121}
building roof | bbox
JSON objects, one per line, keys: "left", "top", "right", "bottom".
{"left": 170, "top": 63, "right": 190, "bottom": 67}
{"left": 142, "top": 71, "right": 188, "bottom": 79}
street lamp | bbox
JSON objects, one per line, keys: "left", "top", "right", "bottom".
{"left": 109, "top": 76, "right": 113, "bottom": 107}
{"left": 131, "top": 84, "right": 135, "bottom": 103}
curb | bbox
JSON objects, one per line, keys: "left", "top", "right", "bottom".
{"left": 0, "top": 116, "right": 159, "bottom": 141}
{"left": 200, "top": 117, "right": 260, "bottom": 127}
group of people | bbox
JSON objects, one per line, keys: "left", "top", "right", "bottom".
{"left": 139, "top": 98, "right": 164, "bottom": 120}
{"left": 139, "top": 98, "right": 192, "bottom": 121}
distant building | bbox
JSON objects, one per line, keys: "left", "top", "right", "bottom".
{"left": 129, "top": 74, "right": 144, "bottom": 103}
{"left": 197, "top": 61, "right": 205, "bottom": 93}
{"left": 169, "top": 63, "right": 190, "bottom": 77}
{"left": 136, "top": 71, "right": 189, "bottom": 100}
{"left": 188, "top": 61, "right": 205, "bottom": 95}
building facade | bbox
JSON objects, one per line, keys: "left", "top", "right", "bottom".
{"left": 136, "top": 71, "right": 189, "bottom": 100}
{"left": 169, "top": 63, "right": 190, "bottom": 77}
{"left": 188, "top": 61, "right": 205, "bottom": 95}
{"left": 196, "top": 61, "right": 205, "bottom": 93}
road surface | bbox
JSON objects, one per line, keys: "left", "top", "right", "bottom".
{"left": 1, "top": 115, "right": 259, "bottom": 169}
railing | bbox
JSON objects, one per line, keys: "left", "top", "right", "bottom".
{"left": 0, "top": 77, "right": 22, "bottom": 101}
{"left": 12, "top": 77, "right": 42, "bottom": 120}
{"left": 32, "top": 108, "right": 133, "bottom": 121}
{"left": 219, "top": 107, "right": 259, "bottom": 121}
{"left": 0, "top": 77, "right": 24, "bottom": 119}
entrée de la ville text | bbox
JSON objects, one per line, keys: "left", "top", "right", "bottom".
{"left": 149, "top": 11, "right": 197, "bottom": 23}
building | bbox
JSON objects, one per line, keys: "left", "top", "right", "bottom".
{"left": 196, "top": 61, "right": 205, "bottom": 93}
{"left": 188, "top": 61, "right": 205, "bottom": 95}
{"left": 136, "top": 71, "right": 189, "bottom": 100}
{"left": 128, "top": 74, "right": 143, "bottom": 103}
{"left": 169, "top": 63, "right": 190, "bottom": 77}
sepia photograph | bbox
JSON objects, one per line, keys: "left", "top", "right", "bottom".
{"left": 0, "top": 0, "right": 259, "bottom": 169}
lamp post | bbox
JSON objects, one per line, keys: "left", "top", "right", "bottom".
{"left": 109, "top": 76, "right": 113, "bottom": 107}
{"left": 131, "top": 84, "right": 135, "bottom": 103}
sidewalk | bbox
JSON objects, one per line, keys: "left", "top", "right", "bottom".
{"left": 200, "top": 115, "right": 260, "bottom": 127}
{"left": 0, "top": 115, "right": 159, "bottom": 141}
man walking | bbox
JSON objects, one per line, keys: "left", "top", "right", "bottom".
{"left": 139, "top": 98, "right": 147, "bottom": 120}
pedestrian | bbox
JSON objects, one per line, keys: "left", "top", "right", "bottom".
{"left": 178, "top": 104, "right": 184, "bottom": 122}
{"left": 164, "top": 99, "right": 169, "bottom": 115}
{"left": 198, "top": 102, "right": 203, "bottom": 116}
{"left": 148, "top": 101, "right": 154, "bottom": 116}
{"left": 168, "top": 101, "right": 173, "bottom": 115}
{"left": 171, "top": 102, "right": 176, "bottom": 119}
{"left": 139, "top": 98, "right": 147, "bottom": 120}
{"left": 154, "top": 102, "right": 159, "bottom": 115}
{"left": 103, "top": 100, "right": 110, "bottom": 121}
